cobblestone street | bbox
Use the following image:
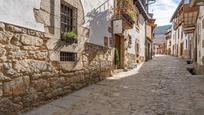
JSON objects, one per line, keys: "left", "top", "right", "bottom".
{"left": 25, "top": 55, "right": 204, "bottom": 115}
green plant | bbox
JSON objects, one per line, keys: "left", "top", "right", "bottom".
{"left": 115, "top": 48, "right": 120, "bottom": 65}
{"left": 64, "top": 31, "right": 77, "bottom": 39}
{"left": 127, "top": 10, "right": 135, "bottom": 21}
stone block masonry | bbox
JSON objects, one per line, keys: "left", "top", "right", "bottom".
{"left": 0, "top": 22, "right": 113, "bottom": 114}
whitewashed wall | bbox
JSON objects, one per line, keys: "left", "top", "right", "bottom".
{"left": 170, "top": 25, "right": 175, "bottom": 55}
{"left": 81, "top": 0, "right": 114, "bottom": 46}
{"left": 127, "top": 25, "right": 138, "bottom": 54}
{"left": 138, "top": 14, "right": 146, "bottom": 59}
{"left": 197, "top": 6, "right": 204, "bottom": 65}
{"left": 127, "top": 14, "right": 146, "bottom": 58}
{"left": 0, "top": 0, "right": 44, "bottom": 31}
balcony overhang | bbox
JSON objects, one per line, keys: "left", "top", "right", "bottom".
{"left": 184, "top": 26, "right": 196, "bottom": 33}
{"left": 183, "top": 4, "right": 199, "bottom": 31}
{"left": 113, "top": 11, "right": 135, "bottom": 29}
{"left": 134, "top": 0, "right": 149, "bottom": 20}
{"left": 190, "top": 0, "right": 204, "bottom": 6}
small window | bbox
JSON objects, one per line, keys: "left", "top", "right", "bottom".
{"left": 60, "top": 52, "right": 77, "bottom": 61}
{"left": 104, "top": 36, "right": 109, "bottom": 47}
{"left": 109, "top": 37, "right": 113, "bottom": 47}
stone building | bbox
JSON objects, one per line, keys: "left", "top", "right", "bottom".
{"left": 190, "top": 0, "right": 204, "bottom": 74}
{"left": 145, "top": 13, "right": 156, "bottom": 61}
{"left": 0, "top": 0, "right": 154, "bottom": 113}
{"left": 170, "top": 0, "right": 204, "bottom": 74}
{"left": 165, "top": 28, "right": 172, "bottom": 55}
{"left": 153, "top": 25, "right": 171, "bottom": 55}
{"left": 0, "top": 0, "right": 114, "bottom": 114}
{"left": 170, "top": 0, "right": 198, "bottom": 58}
{"left": 112, "top": 0, "right": 151, "bottom": 69}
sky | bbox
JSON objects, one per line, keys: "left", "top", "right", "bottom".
{"left": 149, "top": 0, "right": 180, "bottom": 26}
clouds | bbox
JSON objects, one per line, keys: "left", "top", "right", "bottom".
{"left": 149, "top": 0, "right": 180, "bottom": 26}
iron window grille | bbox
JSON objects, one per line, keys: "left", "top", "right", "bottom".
{"left": 61, "top": 2, "right": 77, "bottom": 38}
{"left": 60, "top": 52, "right": 77, "bottom": 62}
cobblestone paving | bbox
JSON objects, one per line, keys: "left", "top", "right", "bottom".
{"left": 25, "top": 56, "right": 204, "bottom": 115}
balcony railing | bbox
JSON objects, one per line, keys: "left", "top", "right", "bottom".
{"left": 113, "top": 0, "right": 136, "bottom": 28}
{"left": 114, "top": 9, "right": 135, "bottom": 25}
{"left": 183, "top": 4, "right": 199, "bottom": 29}
{"left": 173, "top": 3, "right": 198, "bottom": 32}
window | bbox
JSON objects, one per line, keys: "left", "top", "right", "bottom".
{"left": 60, "top": 52, "right": 77, "bottom": 61}
{"left": 104, "top": 36, "right": 109, "bottom": 47}
{"left": 109, "top": 37, "right": 113, "bottom": 47}
{"left": 61, "top": 2, "right": 77, "bottom": 38}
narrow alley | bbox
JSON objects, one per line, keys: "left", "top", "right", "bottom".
{"left": 1, "top": 0, "right": 204, "bottom": 114}
{"left": 24, "top": 56, "right": 204, "bottom": 115}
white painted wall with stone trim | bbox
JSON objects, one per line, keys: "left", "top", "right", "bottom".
{"left": 0, "top": 0, "right": 44, "bottom": 31}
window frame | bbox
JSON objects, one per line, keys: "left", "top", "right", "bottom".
{"left": 60, "top": 1, "right": 78, "bottom": 39}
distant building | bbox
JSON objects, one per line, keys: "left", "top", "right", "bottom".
{"left": 153, "top": 25, "right": 171, "bottom": 55}
{"left": 190, "top": 0, "right": 204, "bottom": 74}
{"left": 165, "top": 28, "right": 172, "bottom": 55}
{"left": 170, "top": 0, "right": 204, "bottom": 74}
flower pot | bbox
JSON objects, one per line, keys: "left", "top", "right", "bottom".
{"left": 61, "top": 37, "right": 77, "bottom": 44}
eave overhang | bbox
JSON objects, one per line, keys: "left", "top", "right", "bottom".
{"left": 190, "top": 0, "right": 204, "bottom": 6}
{"left": 170, "top": 0, "right": 184, "bottom": 22}
{"left": 183, "top": 4, "right": 199, "bottom": 32}
{"left": 134, "top": 0, "right": 149, "bottom": 20}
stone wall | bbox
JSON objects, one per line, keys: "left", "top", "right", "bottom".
{"left": 126, "top": 53, "right": 137, "bottom": 69}
{"left": 0, "top": 22, "right": 113, "bottom": 114}
{"left": 195, "top": 64, "right": 204, "bottom": 75}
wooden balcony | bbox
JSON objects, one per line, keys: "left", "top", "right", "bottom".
{"left": 113, "top": 9, "right": 135, "bottom": 29}
{"left": 173, "top": 3, "right": 198, "bottom": 32}
{"left": 113, "top": 0, "right": 136, "bottom": 29}
{"left": 174, "top": 14, "right": 184, "bottom": 29}
{"left": 183, "top": 4, "right": 199, "bottom": 33}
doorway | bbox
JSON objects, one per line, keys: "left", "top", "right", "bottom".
{"left": 180, "top": 42, "right": 183, "bottom": 57}
{"left": 115, "top": 34, "right": 125, "bottom": 68}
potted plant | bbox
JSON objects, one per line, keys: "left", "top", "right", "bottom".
{"left": 62, "top": 31, "right": 77, "bottom": 43}
{"left": 115, "top": 48, "right": 120, "bottom": 66}
{"left": 127, "top": 10, "right": 135, "bottom": 23}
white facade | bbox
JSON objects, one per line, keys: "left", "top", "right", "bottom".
{"left": 138, "top": 14, "right": 146, "bottom": 60}
{"left": 81, "top": 0, "right": 114, "bottom": 47}
{"left": 81, "top": 0, "right": 147, "bottom": 61}
{"left": 0, "top": 0, "right": 44, "bottom": 31}
{"left": 196, "top": 6, "right": 204, "bottom": 65}
{"left": 127, "top": 14, "right": 146, "bottom": 57}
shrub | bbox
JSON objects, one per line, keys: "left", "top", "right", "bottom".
{"left": 115, "top": 48, "right": 120, "bottom": 65}
{"left": 64, "top": 31, "right": 77, "bottom": 39}
{"left": 127, "top": 10, "right": 135, "bottom": 21}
